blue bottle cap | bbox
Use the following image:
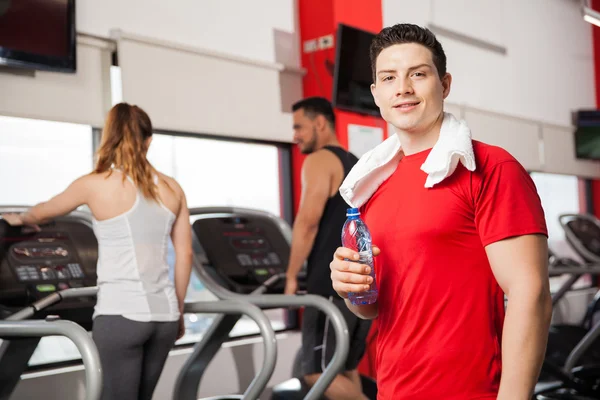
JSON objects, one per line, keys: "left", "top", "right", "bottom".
{"left": 346, "top": 207, "right": 360, "bottom": 216}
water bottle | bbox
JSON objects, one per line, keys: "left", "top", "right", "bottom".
{"left": 341, "top": 207, "right": 378, "bottom": 305}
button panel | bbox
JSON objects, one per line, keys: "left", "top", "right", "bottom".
{"left": 13, "top": 263, "right": 85, "bottom": 282}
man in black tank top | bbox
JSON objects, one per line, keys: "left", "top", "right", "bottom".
{"left": 286, "top": 97, "right": 372, "bottom": 399}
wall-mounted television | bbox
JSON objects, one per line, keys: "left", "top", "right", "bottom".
{"left": 0, "top": 0, "right": 76, "bottom": 73}
{"left": 332, "top": 23, "right": 380, "bottom": 116}
{"left": 574, "top": 110, "right": 600, "bottom": 161}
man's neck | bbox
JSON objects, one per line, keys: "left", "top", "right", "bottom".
{"left": 396, "top": 114, "right": 444, "bottom": 156}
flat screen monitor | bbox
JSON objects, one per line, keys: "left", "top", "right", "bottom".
{"left": 0, "top": 0, "right": 76, "bottom": 73}
{"left": 574, "top": 110, "right": 600, "bottom": 161}
{"left": 332, "top": 23, "right": 380, "bottom": 116}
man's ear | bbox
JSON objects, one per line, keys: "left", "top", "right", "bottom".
{"left": 441, "top": 73, "right": 452, "bottom": 99}
{"left": 371, "top": 83, "right": 381, "bottom": 108}
{"left": 315, "top": 114, "right": 328, "bottom": 131}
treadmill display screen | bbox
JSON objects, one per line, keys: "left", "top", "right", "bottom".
{"left": 12, "top": 244, "right": 70, "bottom": 259}
{"left": 225, "top": 230, "right": 281, "bottom": 268}
{"left": 192, "top": 214, "right": 290, "bottom": 292}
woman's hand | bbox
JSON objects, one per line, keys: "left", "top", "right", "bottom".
{"left": 1, "top": 213, "right": 40, "bottom": 231}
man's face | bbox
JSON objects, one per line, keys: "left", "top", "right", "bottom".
{"left": 292, "top": 109, "right": 318, "bottom": 154}
{"left": 371, "top": 43, "right": 451, "bottom": 134}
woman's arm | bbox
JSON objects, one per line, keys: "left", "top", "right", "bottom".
{"left": 2, "top": 176, "right": 90, "bottom": 226}
{"left": 170, "top": 183, "right": 193, "bottom": 314}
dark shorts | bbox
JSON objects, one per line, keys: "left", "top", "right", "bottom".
{"left": 301, "top": 296, "right": 372, "bottom": 375}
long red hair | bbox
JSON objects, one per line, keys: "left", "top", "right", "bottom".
{"left": 94, "top": 103, "right": 159, "bottom": 201}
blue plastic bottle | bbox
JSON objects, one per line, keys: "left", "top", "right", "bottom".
{"left": 341, "top": 207, "right": 378, "bottom": 305}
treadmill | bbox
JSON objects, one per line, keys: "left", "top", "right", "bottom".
{"left": 0, "top": 207, "right": 279, "bottom": 400}
{"left": 535, "top": 213, "right": 600, "bottom": 399}
{"left": 174, "top": 207, "right": 352, "bottom": 400}
{"left": 0, "top": 207, "right": 101, "bottom": 400}
{"left": 0, "top": 207, "right": 99, "bottom": 329}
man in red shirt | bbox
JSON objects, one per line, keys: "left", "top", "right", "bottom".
{"left": 330, "top": 23, "right": 552, "bottom": 399}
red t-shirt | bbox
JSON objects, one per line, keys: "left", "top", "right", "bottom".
{"left": 362, "top": 140, "right": 548, "bottom": 400}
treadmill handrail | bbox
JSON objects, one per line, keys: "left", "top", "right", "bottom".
{"left": 563, "top": 318, "right": 600, "bottom": 374}
{"left": 182, "top": 300, "right": 277, "bottom": 400}
{"left": 193, "top": 263, "right": 349, "bottom": 400}
{"left": 0, "top": 206, "right": 95, "bottom": 230}
{"left": 189, "top": 208, "right": 350, "bottom": 400}
{"left": 548, "top": 266, "right": 600, "bottom": 275}
{"left": 7, "top": 287, "right": 99, "bottom": 321}
{"left": 209, "top": 286, "right": 349, "bottom": 400}
{"left": 0, "top": 319, "right": 102, "bottom": 400}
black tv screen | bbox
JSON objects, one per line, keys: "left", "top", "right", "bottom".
{"left": 0, "top": 0, "right": 76, "bottom": 73}
{"left": 332, "top": 24, "right": 380, "bottom": 116}
{"left": 574, "top": 110, "right": 600, "bottom": 161}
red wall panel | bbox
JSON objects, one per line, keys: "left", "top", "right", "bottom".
{"left": 294, "top": 0, "right": 387, "bottom": 214}
{"left": 589, "top": 0, "right": 600, "bottom": 217}
{"left": 295, "top": 0, "right": 385, "bottom": 381}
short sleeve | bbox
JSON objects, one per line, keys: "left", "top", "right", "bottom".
{"left": 474, "top": 160, "right": 548, "bottom": 247}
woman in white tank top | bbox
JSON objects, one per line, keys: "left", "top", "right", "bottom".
{"left": 1, "top": 103, "right": 193, "bottom": 400}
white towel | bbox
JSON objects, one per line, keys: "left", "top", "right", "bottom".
{"left": 339, "top": 112, "right": 476, "bottom": 208}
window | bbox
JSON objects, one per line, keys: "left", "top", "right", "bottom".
{"left": 0, "top": 116, "right": 93, "bottom": 205}
{"left": 529, "top": 172, "right": 580, "bottom": 251}
{"left": 147, "top": 133, "right": 282, "bottom": 217}
{"left": 529, "top": 172, "right": 592, "bottom": 292}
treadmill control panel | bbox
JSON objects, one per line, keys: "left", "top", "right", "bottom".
{"left": 10, "top": 240, "right": 86, "bottom": 283}
{"left": 193, "top": 214, "right": 290, "bottom": 292}
{"left": 15, "top": 263, "right": 84, "bottom": 282}
{"left": 229, "top": 233, "right": 282, "bottom": 275}
{"left": 0, "top": 218, "right": 98, "bottom": 315}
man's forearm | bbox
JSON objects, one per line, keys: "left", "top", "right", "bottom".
{"left": 498, "top": 287, "right": 552, "bottom": 400}
{"left": 287, "top": 221, "right": 318, "bottom": 278}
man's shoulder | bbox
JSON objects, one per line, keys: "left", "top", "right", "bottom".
{"left": 317, "top": 146, "right": 356, "bottom": 160}
{"left": 304, "top": 146, "right": 353, "bottom": 170}
{"left": 472, "top": 140, "right": 520, "bottom": 173}
{"left": 303, "top": 148, "right": 329, "bottom": 168}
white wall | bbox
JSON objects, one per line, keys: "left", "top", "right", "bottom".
{"left": 75, "top": 0, "right": 302, "bottom": 142}
{"left": 383, "top": 0, "right": 596, "bottom": 127}
{"left": 76, "top": 0, "right": 300, "bottom": 67}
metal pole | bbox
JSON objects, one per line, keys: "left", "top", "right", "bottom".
{"left": 197, "top": 270, "right": 349, "bottom": 400}
{"left": 7, "top": 287, "right": 98, "bottom": 321}
{"left": 0, "top": 320, "right": 102, "bottom": 400}
{"left": 184, "top": 300, "right": 277, "bottom": 400}
{"left": 563, "top": 319, "right": 600, "bottom": 374}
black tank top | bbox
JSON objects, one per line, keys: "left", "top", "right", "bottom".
{"left": 306, "top": 146, "right": 359, "bottom": 297}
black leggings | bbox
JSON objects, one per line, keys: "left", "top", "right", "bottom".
{"left": 92, "top": 315, "right": 179, "bottom": 400}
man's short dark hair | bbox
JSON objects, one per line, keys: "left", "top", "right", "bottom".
{"left": 292, "top": 97, "right": 336, "bottom": 128}
{"left": 370, "top": 23, "right": 447, "bottom": 81}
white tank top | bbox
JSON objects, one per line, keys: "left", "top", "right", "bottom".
{"left": 92, "top": 172, "right": 179, "bottom": 322}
